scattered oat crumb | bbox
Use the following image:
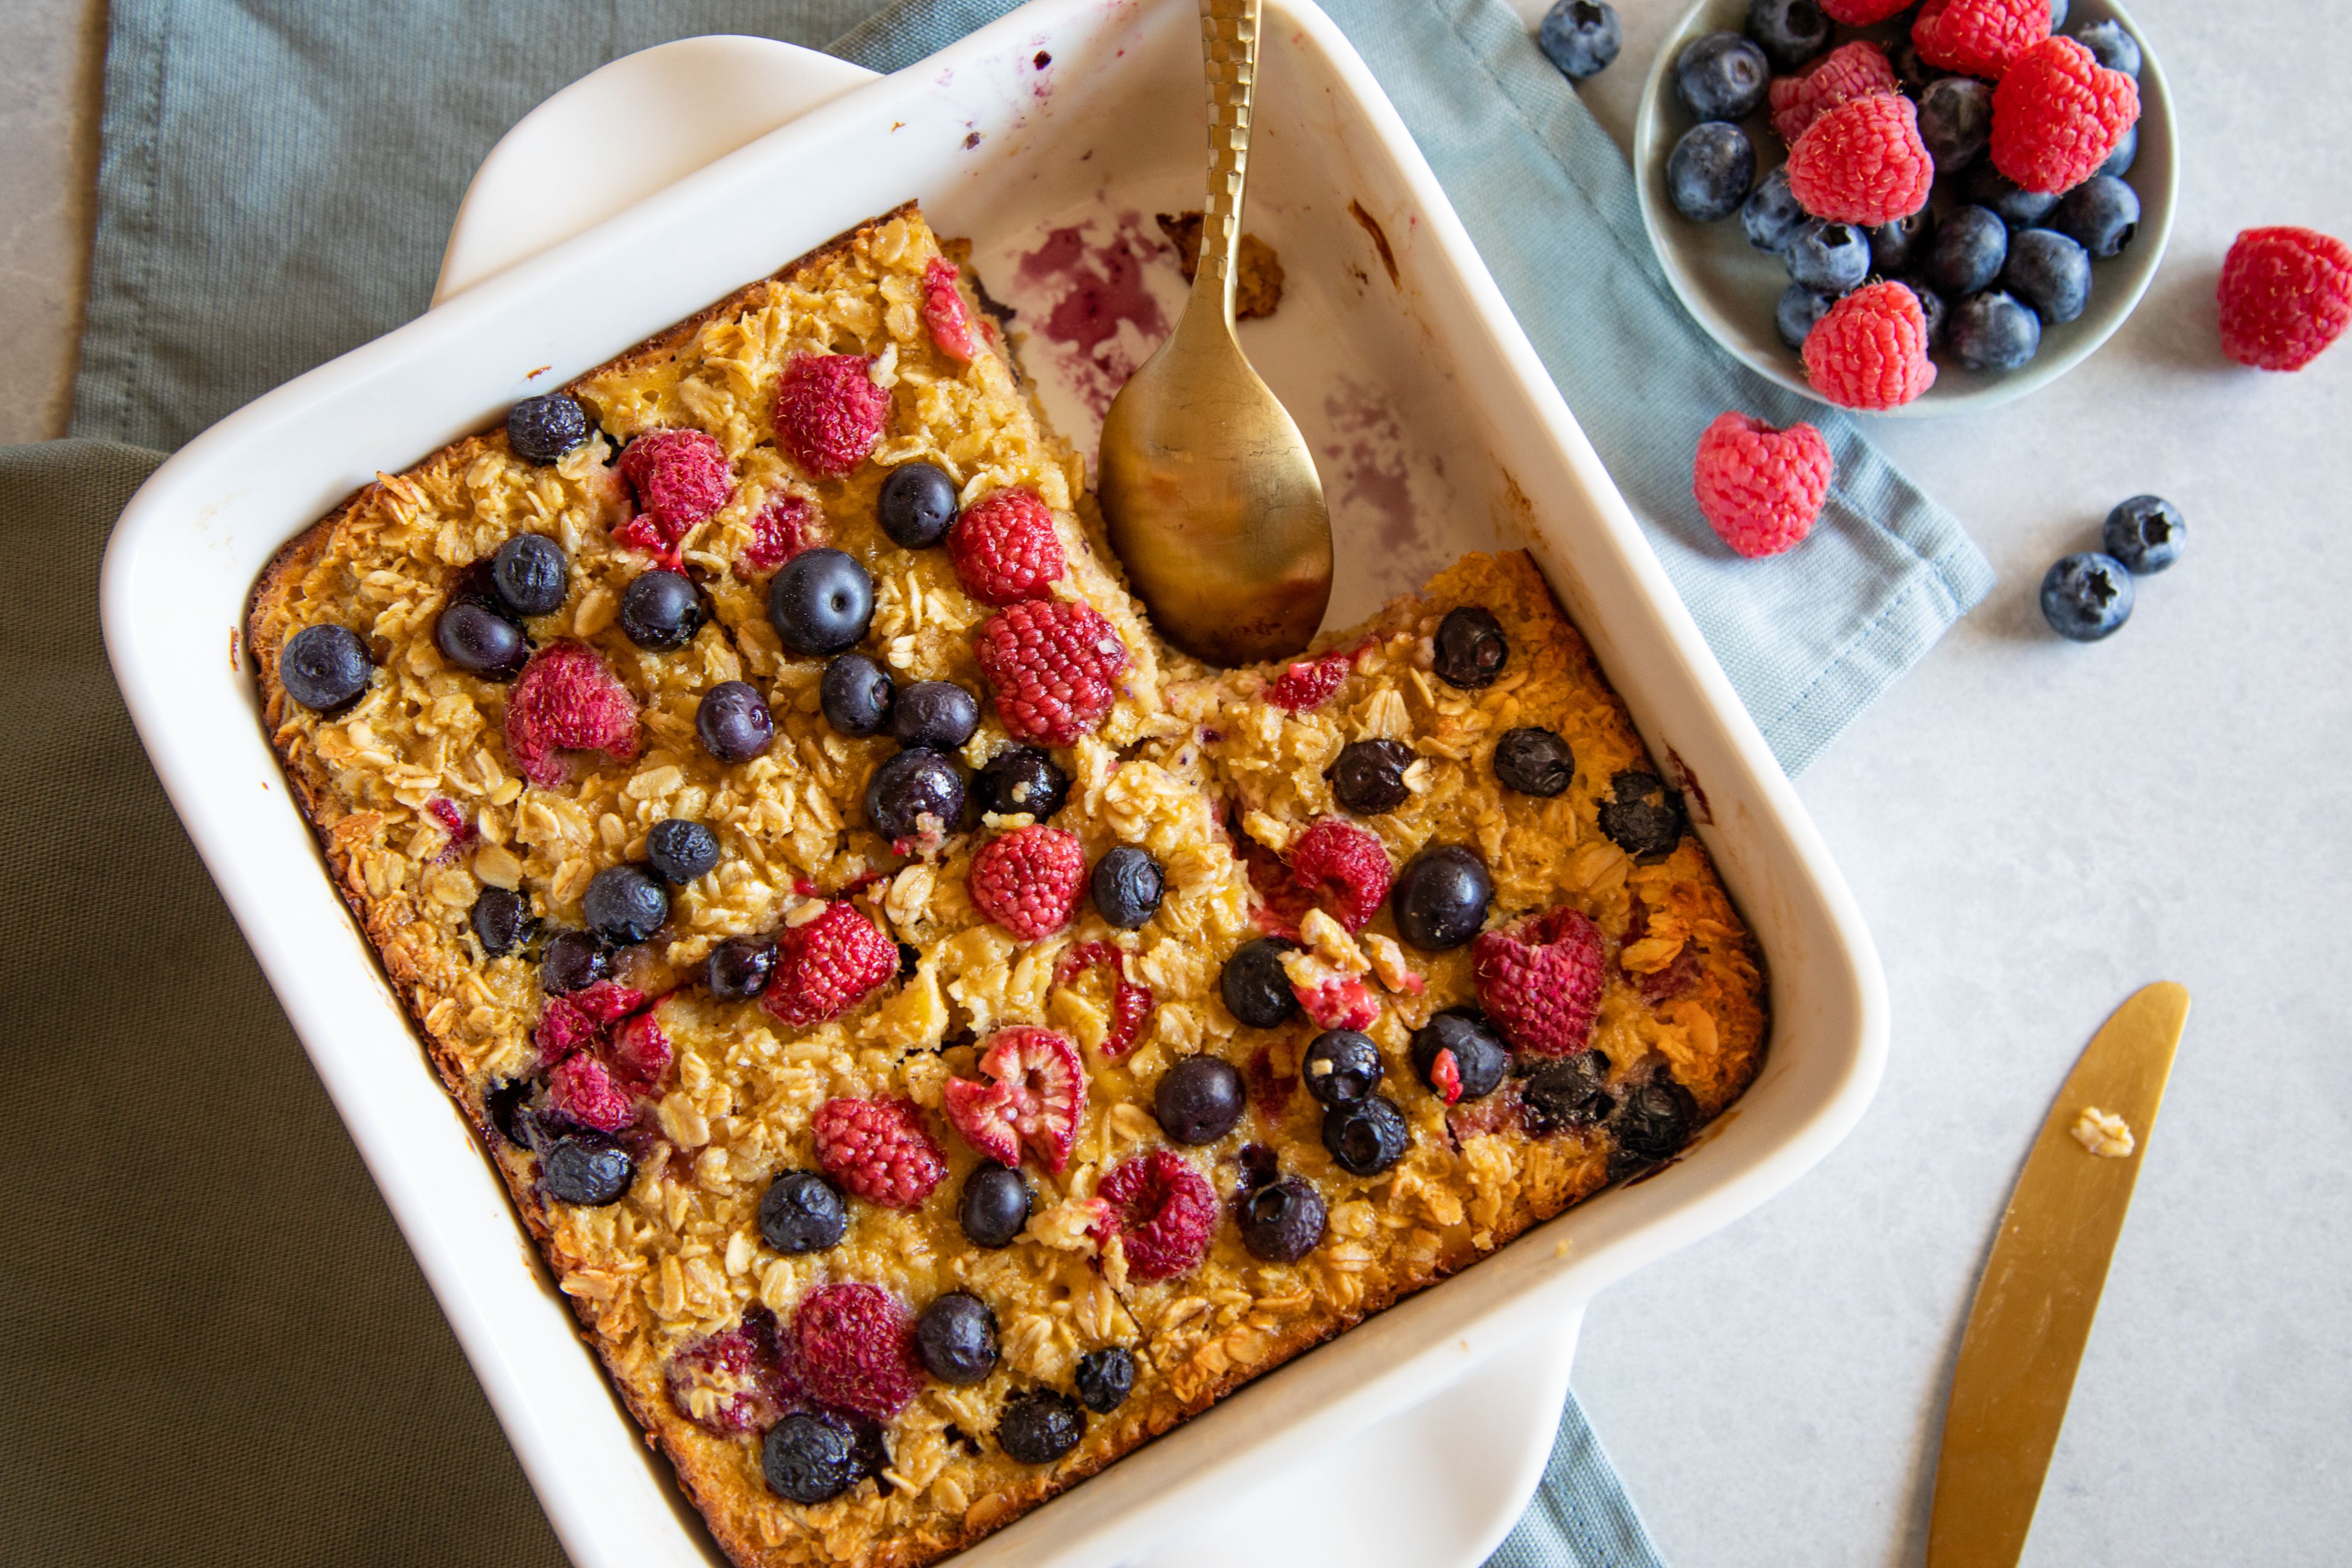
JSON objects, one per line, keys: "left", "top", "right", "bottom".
{"left": 2071, "top": 1107, "right": 2135, "bottom": 1159}
{"left": 1155, "top": 211, "right": 1285, "bottom": 318}
{"left": 1553, "top": 1237, "right": 1576, "bottom": 1259}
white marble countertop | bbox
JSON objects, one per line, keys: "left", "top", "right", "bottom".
{"left": 7, "top": 1, "right": 2346, "bottom": 1563}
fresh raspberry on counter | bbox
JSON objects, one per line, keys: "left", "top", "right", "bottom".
{"left": 968, "top": 824, "right": 1087, "bottom": 940}
{"left": 1803, "top": 281, "right": 1938, "bottom": 410}
{"left": 974, "top": 599, "right": 1130, "bottom": 745}
{"left": 1472, "top": 905, "right": 1606, "bottom": 1056}
{"left": 812, "top": 1096, "right": 947, "bottom": 1210}
{"left": 1785, "top": 93, "right": 1934, "bottom": 227}
{"left": 616, "top": 429, "right": 733, "bottom": 564}
{"left": 941, "top": 1026, "right": 1087, "bottom": 1174}
{"left": 1818, "top": 0, "right": 1911, "bottom": 23}
{"left": 1095, "top": 1149, "right": 1216, "bottom": 1282}
{"left": 1767, "top": 40, "right": 1897, "bottom": 145}
{"left": 1989, "top": 37, "right": 2139, "bottom": 194}
{"left": 949, "top": 487, "right": 1066, "bottom": 606}
{"left": 546, "top": 1051, "right": 634, "bottom": 1133}
{"left": 1266, "top": 650, "right": 1352, "bottom": 713}
{"left": 665, "top": 1309, "right": 792, "bottom": 1437}
{"left": 504, "top": 641, "right": 640, "bottom": 789}
{"left": 1692, "top": 412, "right": 1835, "bottom": 559}
{"left": 1911, "top": 0, "right": 2050, "bottom": 81}
{"left": 1285, "top": 818, "right": 1393, "bottom": 934}
{"left": 2218, "top": 227, "right": 2352, "bottom": 371}
{"left": 921, "top": 258, "right": 982, "bottom": 363}
{"left": 762, "top": 902, "right": 897, "bottom": 1026}
{"left": 789, "top": 1283, "right": 923, "bottom": 1422}
{"left": 739, "top": 493, "right": 818, "bottom": 575}
{"left": 774, "top": 352, "right": 891, "bottom": 478}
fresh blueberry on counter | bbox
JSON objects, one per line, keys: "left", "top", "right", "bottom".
{"left": 280, "top": 624, "right": 374, "bottom": 713}
{"left": 2102, "top": 496, "right": 2184, "bottom": 574}
{"left": 820, "top": 652, "right": 896, "bottom": 738}
{"left": 876, "top": 461, "right": 959, "bottom": 549}
{"left": 646, "top": 818, "right": 721, "bottom": 884}
{"left": 492, "top": 533, "right": 569, "bottom": 617}
{"left": 1221, "top": 937, "right": 1302, "bottom": 1028}
{"left": 959, "top": 1163, "right": 1032, "bottom": 1249}
{"left": 1537, "top": 0, "right": 1622, "bottom": 81}
{"left": 507, "top": 393, "right": 592, "bottom": 466}
{"left": 1785, "top": 220, "right": 1871, "bottom": 296}
{"left": 891, "top": 680, "right": 981, "bottom": 752}
{"left": 1389, "top": 844, "right": 1494, "bottom": 951}
{"left": 2040, "top": 552, "right": 2135, "bottom": 640}
{"left": 2048, "top": 175, "right": 2140, "bottom": 259}
{"left": 1302, "top": 1029, "right": 1384, "bottom": 1108}
{"left": 1949, "top": 290, "right": 2043, "bottom": 371}
{"left": 1668, "top": 122, "right": 1756, "bottom": 224}
{"left": 768, "top": 548, "right": 874, "bottom": 655}
{"left": 1924, "top": 206, "right": 2009, "bottom": 297}
{"left": 759, "top": 1171, "right": 847, "bottom": 1254}
{"left": 1090, "top": 845, "right": 1165, "bottom": 929}
{"left": 1745, "top": 0, "right": 1829, "bottom": 71}
{"left": 1742, "top": 167, "right": 1808, "bottom": 255}
{"left": 1674, "top": 31, "right": 1770, "bottom": 122}
{"left": 697, "top": 680, "right": 776, "bottom": 762}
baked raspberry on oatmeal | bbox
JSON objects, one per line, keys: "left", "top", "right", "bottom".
{"left": 246, "top": 203, "right": 1765, "bottom": 1568}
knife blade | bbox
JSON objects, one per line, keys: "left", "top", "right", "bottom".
{"left": 1925, "top": 980, "right": 2191, "bottom": 1568}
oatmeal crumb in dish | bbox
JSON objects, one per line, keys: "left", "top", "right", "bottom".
{"left": 245, "top": 202, "right": 1766, "bottom": 1568}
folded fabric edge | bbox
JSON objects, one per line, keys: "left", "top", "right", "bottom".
{"left": 1485, "top": 1386, "right": 1668, "bottom": 1568}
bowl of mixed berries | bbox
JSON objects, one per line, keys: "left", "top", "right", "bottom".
{"left": 1624, "top": 0, "right": 2172, "bottom": 413}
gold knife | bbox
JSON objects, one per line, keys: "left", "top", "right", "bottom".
{"left": 1925, "top": 980, "right": 2192, "bottom": 1568}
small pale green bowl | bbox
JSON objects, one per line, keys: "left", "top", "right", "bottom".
{"left": 1633, "top": 0, "right": 2177, "bottom": 416}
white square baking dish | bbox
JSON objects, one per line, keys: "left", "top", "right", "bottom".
{"left": 100, "top": 2, "right": 1886, "bottom": 1564}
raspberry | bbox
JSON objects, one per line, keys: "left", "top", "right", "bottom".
{"left": 606, "top": 1007, "right": 674, "bottom": 1093}
{"left": 968, "top": 825, "right": 1087, "bottom": 940}
{"left": 789, "top": 1283, "right": 922, "bottom": 1422}
{"left": 1429, "top": 1049, "right": 1464, "bottom": 1107}
{"left": 666, "top": 1308, "right": 791, "bottom": 1437}
{"left": 1094, "top": 1150, "right": 1216, "bottom": 1283}
{"left": 1990, "top": 37, "right": 2139, "bottom": 195}
{"left": 1768, "top": 41, "right": 1897, "bottom": 145}
{"left": 941, "top": 1026, "right": 1087, "bottom": 1174}
{"left": 948, "top": 488, "right": 1066, "bottom": 606}
{"left": 546, "top": 1052, "right": 633, "bottom": 1133}
{"left": 1285, "top": 818, "right": 1392, "bottom": 934}
{"left": 762, "top": 902, "right": 897, "bottom": 1026}
{"left": 1785, "top": 93, "right": 1933, "bottom": 227}
{"left": 1055, "top": 943, "right": 1154, "bottom": 1057}
{"left": 2218, "top": 227, "right": 2352, "bottom": 372}
{"left": 739, "top": 493, "right": 818, "bottom": 574}
{"left": 774, "top": 352, "right": 891, "bottom": 478}
{"left": 1691, "top": 413, "right": 1835, "bottom": 559}
{"left": 1280, "top": 949, "right": 1382, "bottom": 1031}
{"left": 921, "top": 258, "right": 981, "bottom": 364}
{"left": 616, "top": 429, "right": 733, "bottom": 565}
{"left": 1266, "top": 651, "right": 1350, "bottom": 713}
{"left": 1803, "top": 282, "right": 1938, "bottom": 410}
{"left": 812, "top": 1096, "right": 946, "bottom": 1209}
{"left": 1472, "top": 906, "right": 1605, "bottom": 1056}
{"left": 1912, "top": 0, "right": 2049, "bottom": 81}
{"left": 1818, "top": 0, "right": 1910, "bottom": 22}
{"left": 505, "top": 641, "right": 640, "bottom": 788}
{"left": 974, "top": 600, "right": 1130, "bottom": 745}
{"left": 534, "top": 979, "right": 646, "bottom": 1062}
{"left": 426, "top": 797, "right": 476, "bottom": 859}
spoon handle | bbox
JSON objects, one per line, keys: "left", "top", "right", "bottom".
{"left": 1195, "top": 0, "right": 1261, "bottom": 328}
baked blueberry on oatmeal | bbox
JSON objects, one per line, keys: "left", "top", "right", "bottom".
{"left": 245, "top": 204, "right": 1765, "bottom": 1568}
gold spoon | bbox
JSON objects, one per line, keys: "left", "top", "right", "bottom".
{"left": 1097, "top": 0, "right": 1333, "bottom": 668}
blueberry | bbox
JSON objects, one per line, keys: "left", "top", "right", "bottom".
{"left": 864, "top": 748, "right": 965, "bottom": 844}
{"left": 2002, "top": 229, "right": 2092, "bottom": 324}
{"left": 279, "top": 624, "right": 373, "bottom": 713}
{"left": 1775, "top": 284, "right": 1836, "bottom": 350}
{"left": 583, "top": 863, "right": 668, "bottom": 945}
{"left": 540, "top": 930, "right": 608, "bottom": 994}
{"left": 877, "top": 461, "right": 959, "bottom": 549}
{"left": 916, "top": 1292, "right": 1001, "bottom": 1385}
{"left": 492, "top": 533, "right": 569, "bottom": 617}
{"left": 1090, "top": 846, "right": 1165, "bottom": 929}
{"left": 2072, "top": 19, "right": 2140, "bottom": 76}
{"left": 997, "top": 1391, "right": 1085, "bottom": 1465}
{"left": 471, "top": 886, "right": 530, "bottom": 958}
{"left": 768, "top": 548, "right": 874, "bottom": 656}
{"left": 484, "top": 1078, "right": 537, "bottom": 1147}
{"left": 1322, "top": 1094, "right": 1411, "bottom": 1177}
{"left": 1785, "top": 219, "right": 1870, "bottom": 295}
{"left": 1667, "top": 122, "right": 1756, "bottom": 224}
{"left": 892, "top": 681, "right": 981, "bottom": 751}
{"left": 1899, "top": 278, "right": 1950, "bottom": 348}
{"left": 1888, "top": 37, "right": 1936, "bottom": 92}
{"left": 1611, "top": 1077, "right": 1700, "bottom": 1165}
{"left": 2047, "top": 175, "right": 2140, "bottom": 259}
{"left": 1494, "top": 726, "right": 1575, "bottom": 797}
{"left": 1599, "top": 771, "right": 1686, "bottom": 862}
{"left": 1742, "top": 167, "right": 1808, "bottom": 254}
{"left": 1924, "top": 206, "right": 2009, "bottom": 297}
{"left": 646, "top": 818, "right": 720, "bottom": 884}
{"left": 1537, "top": 0, "right": 1622, "bottom": 80}
{"left": 435, "top": 601, "right": 526, "bottom": 678}
{"left": 540, "top": 1130, "right": 634, "bottom": 1206}
{"left": 2096, "top": 124, "right": 2137, "bottom": 180}
{"left": 1949, "top": 289, "right": 2043, "bottom": 371}
{"left": 1962, "top": 163, "right": 2060, "bottom": 230}
{"left": 1433, "top": 607, "right": 1508, "bottom": 689}
{"left": 1915, "top": 77, "right": 1992, "bottom": 171}
{"left": 2040, "top": 552, "right": 2134, "bottom": 640}
{"left": 1411, "top": 1011, "right": 1510, "bottom": 1103}
{"left": 959, "top": 1163, "right": 1032, "bottom": 1248}
{"left": 758, "top": 1170, "right": 847, "bottom": 1254}
{"left": 706, "top": 935, "right": 775, "bottom": 1000}
{"left": 1328, "top": 738, "right": 1415, "bottom": 814}
{"left": 1221, "top": 937, "right": 1300, "bottom": 1028}
{"left": 2047, "top": 0, "right": 2069, "bottom": 29}
{"left": 1523, "top": 1051, "right": 1614, "bottom": 1134}
{"left": 1238, "top": 1141, "right": 1281, "bottom": 1189}
{"left": 1239, "top": 1176, "right": 1329, "bottom": 1263}
{"left": 1745, "top": 0, "right": 1829, "bottom": 71}
{"left": 1301, "top": 1029, "right": 1383, "bottom": 1109}
{"left": 507, "top": 393, "right": 591, "bottom": 466}
{"left": 1674, "top": 32, "right": 1770, "bottom": 122}
{"left": 1389, "top": 844, "right": 1494, "bottom": 951}
{"left": 821, "top": 653, "right": 896, "bottom": 738}
{"left": 619, "top": 570, "right": 701, "bottom": 651}
{"left": 973, "top": 747, "right": 1069, "bottom": 821}
{"left": 1157, "top": 1054, "right": 1247, "bottom": 1145}
{"left": 763, "top": 1411, "right": 861, "bottom": 1504}
{"left": 1073, "top": 1347, "right": 1136, "bottom": 1414}
{"left": 2101, "top": 495, "right": 2184, "bottom": 574}
{"left": 697, "top": 680, "right": 775, "bottom": 763}
{"left": 1868, "top": 209, "right": 1933, "bottom": 277}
